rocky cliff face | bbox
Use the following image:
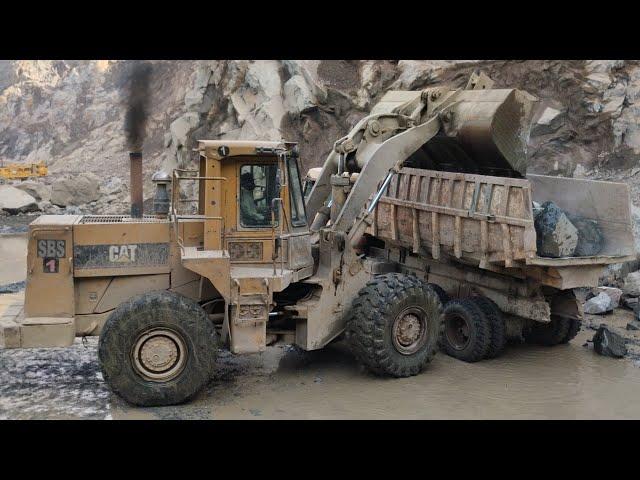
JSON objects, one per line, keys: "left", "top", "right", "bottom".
{"left": 2, "top": 60, "right": 640, "bottom": 213}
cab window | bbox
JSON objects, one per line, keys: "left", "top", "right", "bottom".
{"left": 287, "top": 158, "right": 307, "bottom": 227}
{"left": 239, "top": 164, "right": 278, "bottom": 228}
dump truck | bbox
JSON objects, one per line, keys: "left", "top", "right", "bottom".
{"left": 0, "top": 74, "right": 635, "bottom": 406}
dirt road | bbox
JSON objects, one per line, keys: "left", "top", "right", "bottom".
{"left": 2, "top": 233, "right": 640, "bottom": 420}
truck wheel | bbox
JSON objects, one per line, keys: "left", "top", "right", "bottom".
{"left": 346, "top": 273, "right": 444, "bottom": 377}
{"left": 561, "top": 318, "right": 582, "bottom": 344}
{"left": 440, "top": 299, "right": 491, "bottom": 362}
{"left": 427, "top": 283, "right": 450, "bottom": 306}
{"left": 98, "top": 291, "right": 218, "bottom": 406}
{"left": 523, "top": 315, "right": 571, "bottom": 346}
{"left": 472, "top": 296, "right": 506, "bottom": 359}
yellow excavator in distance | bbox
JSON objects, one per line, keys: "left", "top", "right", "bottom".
{"left": 0, "top": 161, "right": 48, "bottom": 181}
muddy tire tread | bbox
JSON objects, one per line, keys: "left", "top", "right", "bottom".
{"left": 472, "top": 296, "right": 507, "bottom": 359}
{"left": 98, "top": 290, "right": 218, "bottom": 406}
{"left": 524, "top": 315, "right": 572, "bottom": 346}
{"left": 427, "top": 283, "right": 450, "bottom": 306}
{"left": 561, "top": 318, "right": 582, "bottom": 344}
{"left": 345, "top": 273, "right": 444, "bottom": 378}
{"left": 440, "top": 298, "right": 491, "bottom": 362}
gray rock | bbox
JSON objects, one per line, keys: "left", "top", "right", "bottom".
{"left": 623, "top": 271, "right": 640, "bottom": 297}
{"left": 103, "top": 177, "right": 124, "bottom": 195}
{"left": 51, "top": 172, "right": 100, "bottom": 207}
{"left": 14, "top": 180, "right": 51, "bottom": 202}
{"left": 596, "top": 286, "right": 623, "bottom": 309}
{"left": 534, "top": 201, "right": 578, "bottom": 257}
{"left": 64, "top": 206, "right": 83, "bottom": 215}
{"left": 626, "top": 320, "right": 640, "bottom": 331}
{"left": 593, "top": 326, "right": 627, "bottom": 358}
{"left": 0, "top": 185, "right": 39, "bottom": 214}
{"left": 0, "top": 281, "right": 26, "bottom": 293}
{"left": 568, "top": 215, "right": 603, "bottom": 256}
{"left": 532, "top": 106, "right": 565, "bottom": 136}
{"left": 283, "top": 75, "right": 317, "bottom": 115}
{"left": 583, "top": 292, "right": 614, "bottom": 314}
{"left": 621, "top": 296, "right": 639, "bottom": 310}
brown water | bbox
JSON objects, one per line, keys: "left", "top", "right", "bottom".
{"left": 2, "top": 234, "right": 640, "bottom": 420}
{"left": 107, "top": 327, "right": 640, "bottom": 420}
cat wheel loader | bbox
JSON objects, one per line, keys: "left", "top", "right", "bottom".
{"left": 1, "top": 73, "right": 635, "bottom": 406}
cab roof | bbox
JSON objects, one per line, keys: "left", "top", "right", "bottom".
{"left": 197, "top": 140, "right": 297, "bottom": 159}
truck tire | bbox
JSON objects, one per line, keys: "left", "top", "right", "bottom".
{"left": 345, "top": 273, "right": 444, "bottom": 378}
{"left": 523, "top": 315, "right": 572, "bottom": 346}
{"left": 427, "top": 283, "right": 450, "bottom": 306}
{"left": 472, "top": 296, "right": 506, "bottom": 359}
{"left": 440, "top": 299, "right": 491, "bottom": 362}
{"left": 561, "top": 318, "right": 582, "bottom": 344}
{"left": 98, "top": 290, "right": 218, "bottom": 406}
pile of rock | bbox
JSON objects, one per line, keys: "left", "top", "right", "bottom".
{"left": 581, "top": 282, "right": 637, "bottom": 359}
{"left": 0, "top": 173, "right": 130, "bottom": 218}
{"left": 533, "top": 201, "right": 603, "bottom": 258}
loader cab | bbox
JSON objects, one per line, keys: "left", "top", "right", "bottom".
{"left": 175, "top": 140, "right": 314, "bottom": 274}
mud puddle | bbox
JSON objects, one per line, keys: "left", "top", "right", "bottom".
{"left": 2, "top": 310, "right": 640, "bottom": 419}
{"left": 107, "top": 327, "right": 640, "bottom": 420}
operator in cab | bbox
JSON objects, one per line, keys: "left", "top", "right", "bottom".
{"left": 240, "top": 171, "right": 266, "bottom": 226}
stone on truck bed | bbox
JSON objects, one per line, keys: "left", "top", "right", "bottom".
{"left": 534, "top": 201, "right": 604, "bottom": 258}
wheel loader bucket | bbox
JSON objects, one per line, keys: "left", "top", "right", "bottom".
{"left": 442, "top": 89, "right": 538, "bottom": 177}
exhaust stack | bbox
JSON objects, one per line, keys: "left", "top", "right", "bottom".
{"left": 130, "top": 152, "right": 143, "bottom": 218}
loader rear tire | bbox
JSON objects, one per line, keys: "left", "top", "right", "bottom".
{"left": 440, "top": 299, "right": 491, "bottom": 362}
{"left": 98, "top": 290, "right": 218, "bottom": 407}
{"left": 523, "top": 315, "right": 572, "bottom": 346}
{"left": 345, "top": 273, "right": 444, "bottom": 378}
{"left": 472, "top": 296, "right": 506, "bottom": 359}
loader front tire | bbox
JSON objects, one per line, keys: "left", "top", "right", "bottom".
{"left": 98, "top": 291, "right": 218, "bottom": 407}
{"left": 346, "top": 273, "right": 444, "bottom": 378}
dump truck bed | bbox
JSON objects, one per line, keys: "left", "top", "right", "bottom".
{"left": 370, "top": 168, "right": 635, "bottom": 289}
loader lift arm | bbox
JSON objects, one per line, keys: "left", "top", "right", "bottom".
{"left": 305, "top": 79, "right": 538, "bottom": 251}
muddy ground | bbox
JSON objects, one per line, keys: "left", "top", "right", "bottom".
{"left": 2, "top": 315, "right": 640, "bottom": 420}
{"left": 2, "top": 230, "right": 640, "bottom": 420}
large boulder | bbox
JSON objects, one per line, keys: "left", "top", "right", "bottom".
{"left": 597, "top": 287, "right": 623, "bottom": 308}
{"left": 0, "top": 185, "right": 39, "bottom": 214}
{"left": 50, "top": 172, "right": 100, "bottom": 207}
{"left": 532, "top": 106, "right": 565, "bottom": 136}
{"left": 583, "top": 292, "right": 614, "bottom": 314}
{"left": 623, "top": 271, "right": 640, "bottom": 297}
{"left": 568, "top": 215, "right": 603, "bottom": 256}
{"left": 534, "top": 201, "right": 578, "bottom": 257}
{"left": 14, "top": 180, "right": 51, "bottom": 202}
{"left": 592, "top": 326, "right": 627, "bottom": 358}
{"left": 283, "top": 75, "right": 317, "bottom": 115}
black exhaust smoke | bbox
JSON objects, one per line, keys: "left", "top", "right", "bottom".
{"left": 123, "top": 62, "right": 153, "bottom": 217}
